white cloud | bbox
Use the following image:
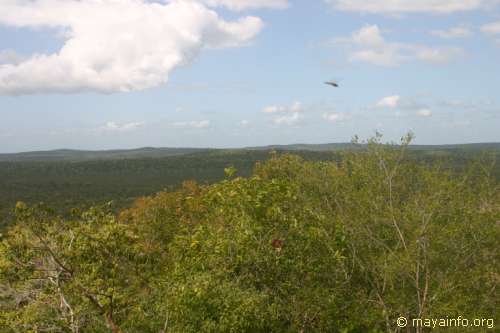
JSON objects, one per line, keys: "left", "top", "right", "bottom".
{"left": 262, "top": 101, "right": 304, "bottom": 126}
{"left": 375, "top": 95, "right": 433, "bottom": 117}
{"left": 374, "top": 95, "right": 430, "bottom": 113}
{"left": 416, "top": 108, "right": 433, "bottom": 117}
{"left": 414, "top": 48, "right": 461, "bottom": 64}
{"left": 103, "top": 121, "right": 146, "bottom": 131}
{"left": 376, "top": 95, "right": 401, "bottom": 108}
{"left": 338, "top": 25, "right": 462, "bottom": 66}
{"left": 262, "top": 105, "right": 287, "bottom": 113}
{"left": 0, "top": 49, "right": 24, "bottom": 65}
{"left": 322, "top": 112, "right": 348, "bottom": 123}
{"left": 438, "top": 98, "right": 495, "bottom": 110}
{"left": 430, "top": 26, "right": 472, "bottom": 38}
{"left": 273, "top": 112, "right": 302, "bottom": 126}
{"left": 0, "top": 0, "right": 265, "bottom": 95}
{"left": 350, "top": 24, "right": 385, "bottom": 47}
{"left": 481, "top": 21, "right": 500, "bottom": 34}
{"left": 172, "top": 120, "right": 211, "bottom": 129}
{"left": 261, "top": 101, "right": 302, "bottom": 113}
{"left": 325, "top": 0, "right": 498, "bottom": 14}
{"left": 198, "top": 0, "right": 289, "bottom": 11}
{"left": 239, "top": 119, "right": 250, "bottom": 126}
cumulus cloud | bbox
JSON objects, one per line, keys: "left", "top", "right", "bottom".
{"left": 0, "top": 49, "right": 25, "bottom": 65}
{"left": 261, "top": 101, "right": 304, "bottom": 126}
{"left": 430, "top": 26, "right": 472, "bottom": 38}
{"left": 198, "top": 0, "right": 288, "bottom": 11}
{"left": 336, "top": 25, "right": 462, "bottom": 66}
{"left": 103, "top": 121, "right": 146, "bottom": 132}
{"left": 322, "top": 112, "right": 348, "bottom": 123}
{"left": 172, "top": 120, "right": 211, "bottom": 129}
{"left": 0, "top": 0, "right": 265, "bottom": 95}
{"left": 481, "top": 21, "right": 500, "bottom": 34}
{"left": 374, "top": 94, "right": 424, "bottom": 110}
{"left": 325, "top": 0, "right": 498, "bottom": 14}
{"left": 374, "top": 95, "right": 433, "bottom": 117}
{"left": 376, "top": 95, "right": 401, "bottom": 108}
{"left": 273, "top": 113, "right": 303, "bottom": 126}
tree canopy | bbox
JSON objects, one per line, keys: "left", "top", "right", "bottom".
{"left": 1, "top": 136, "right": 498, "bottom": 332}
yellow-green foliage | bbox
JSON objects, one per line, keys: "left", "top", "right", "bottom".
{"left": 1, "top": 137, "right": 499, "bottom": 332}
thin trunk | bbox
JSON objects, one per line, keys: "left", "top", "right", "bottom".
{"left": 106, "top": 313, "right": 124, "bottom": 333}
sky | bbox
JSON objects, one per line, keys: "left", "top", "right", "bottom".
{"left": 0, "top": 0, "right": 499, "bottom": 153}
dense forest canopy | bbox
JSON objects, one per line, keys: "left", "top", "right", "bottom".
{"left": 1, "top": 136, "right": 498, "bottom": 332}
{"left": 1, "top": 143, "right": 499, "bottom": 230}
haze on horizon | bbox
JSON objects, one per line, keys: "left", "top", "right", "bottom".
{"left": 1, "top": 0, "right": 499, "bottom": 153}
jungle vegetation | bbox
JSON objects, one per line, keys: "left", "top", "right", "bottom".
{"left": 1, "top": 142, "right": 499, "bottom": 230}
{"left": 0, "top": 135, "right": 499, "bottom": 332}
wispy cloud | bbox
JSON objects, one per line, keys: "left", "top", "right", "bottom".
{"left": 273, "top": 113, "right": 303, "bottom": 126}
{"left": 172, "top": 120, "right": 211, "bottom": 129}
{"left": 102, "top": 121, "right": 146, "bottom": 132}
{"left": 261, "top": 101, "right": 302, "bottom": 113}
{"left": 198, "top": 0, "right": 289, "bottom": 11}
{"left": 438, "top": 98, "right": 495, "bottom": 111}
{"left": 324, "top": 0, "right": 499, "bottom": 14}
{"left": 262, "top": 101, "right": 305, "bottom": 126}
{"left": 322, "top": 112, "right": 349, "bottom": 123}
{"left": 373, "top": 96, "right": 499, "bottom": 121}
{"left": 481, "top": 21, "right": 500, "bottom": 35}
{"left": 374, "top": 95, "right": 433, "bottom": 117}
{"left": 168, "top": 81, "right": 255, "bottom": 94}
{"left": 430, "top": 26, "right": 472, "bottom": 39}
{"left": 334, "top": 25, "right": 463, "bottom": 66}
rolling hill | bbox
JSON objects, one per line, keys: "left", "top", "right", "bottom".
{"left": 1, "top": 142, "right": 499, "bottom": 162}
{"left": 1, "top": 142, "right": 499, "bottom": 229}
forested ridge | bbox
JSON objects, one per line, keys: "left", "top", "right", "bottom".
{"left": 0, "top": 136, "right": 499, "bottom": 332}
{"left": 1, "top": 143, "right": 499, "bottom": 230}
{"left": 0, "top": 150, "right": 340, "bottom": 229}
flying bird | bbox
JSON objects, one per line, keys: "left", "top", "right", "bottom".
{"left": 324, "top": 80, "right": 339, "bottom": 87}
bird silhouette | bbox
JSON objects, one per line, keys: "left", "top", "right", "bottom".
{"left": 324, "top": 81, "right": 339, "bottom": 87}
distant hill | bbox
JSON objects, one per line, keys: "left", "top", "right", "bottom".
{"left": 406, "top": 143, "right": 500, "bottom": 151}
{"left": 1, "top": 142, "right": 499, "bottom": 162}
{"left": 247, "top": 142, "right": 500, "bottom": 152}
{"left": 0, "top": 147, "right": 214, "bottom": 162}
{"left": 244, "top": 143, "right": 360, "bottom": 151}
{"left": 1, "top": 144, "right": 499, "bottom": 230}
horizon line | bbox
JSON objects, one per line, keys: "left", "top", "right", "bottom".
{"left": 2, "top": 141, "right": 500, "bottom": 155}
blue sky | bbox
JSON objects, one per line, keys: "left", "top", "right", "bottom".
{"left": 0, "top": 0, "right": 499, "bottom": 153}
